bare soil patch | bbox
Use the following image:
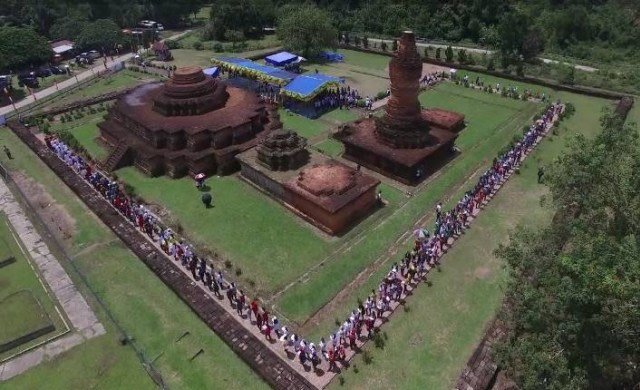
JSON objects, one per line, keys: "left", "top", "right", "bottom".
{"left": 11, "top": 172, "right": 76, "bottom": 247}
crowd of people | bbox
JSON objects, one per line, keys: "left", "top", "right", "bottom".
{"left": 42, "top": 101, "right": 562, "bottom": 375}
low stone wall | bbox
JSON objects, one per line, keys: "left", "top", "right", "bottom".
{"left": 33, "top": 89, "right": 133, "bottom": 120}
{"left": 6, "top": 119, "right": 315, "bottom": 390}
{"left": 455, "top": 319, "right": 506, "bottom": 390}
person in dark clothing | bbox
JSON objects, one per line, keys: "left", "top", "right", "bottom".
{"left": 3, "top": 146, "right": 13, "bottom": 159}
{"left": 537, "top": 166, "right": 545, "bottom": 183}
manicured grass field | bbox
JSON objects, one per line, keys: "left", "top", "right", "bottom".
{"left": 327, "top": 91, "right": 610, "bottom": 390}
{"left": 115, "top": 168, "right": 333, "bottom": 293}
{"left": 313, "top": 138, "right": 344, "bottom": 157}
{"left": 50, "top": 111, "right": 109, "bottom": 161}
{"left": 0, "top": 130, "right": 268, "bottom": 390}
{"left": 0, "top": 213, "right": 67, "bottom": 359}
{"left": 47, "top": 70, "right": 162, "bottom": 109}
{"left": 303, "top": 49, "right": 391, "bottom": 97}
{"left": 0, "top": 291, "right": 52, "bottom": 348}
{"left": 277, "top": 84, "right": 535, "bottom": 324}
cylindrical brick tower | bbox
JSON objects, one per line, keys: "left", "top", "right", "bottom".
{"left": 375, "top": 31, "right": 430, "bottom": 148}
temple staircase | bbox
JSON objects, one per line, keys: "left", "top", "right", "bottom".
{"left": 101, "top": 142, "right": 131, "bottom": 172}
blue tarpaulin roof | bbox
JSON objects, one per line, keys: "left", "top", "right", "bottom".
{"left": 203, "top": 66, "right": 220, "bottom": 77}
{"left": 320, "top": 51, "right": 344, "bottom": 62}
{"left": 211, "top": 56, "right": 297, "bottom": 85}
{"left": 281, "top": 73, "right": 342, "bottom": 100}
{"left": 265, "top": 51, "right": 299, "bottom": 67}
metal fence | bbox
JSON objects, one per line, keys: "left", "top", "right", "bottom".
{"left": 0, "top": 161, "right": 167, "bottom": 389}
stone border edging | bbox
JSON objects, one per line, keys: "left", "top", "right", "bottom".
{"left": 6, "top": 120, "right": 315, "bottom": 390}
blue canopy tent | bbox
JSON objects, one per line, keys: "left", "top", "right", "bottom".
{"left": 203, "top": 66, "right": 220, "bottom": 77}
{"left": 281, "top": 74, "right": 342, "bottom": 101}
{"left": 264, "top": 51, "right": 299, "bottom": 67}
{"left": 281, "top": 73, "right": 343, "bottom": 118}
{"left": 320, "top": 51, "right": 344, "bottom": 62}
{"left": 210, "top": 56, "right": 297, "bottom": 86}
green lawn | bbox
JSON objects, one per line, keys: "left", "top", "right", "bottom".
{"left": 327, "top": 90, "right": 610, "bottom": 390}
{"left": 47, "top": 70, "right": 162, "bottom": 109}
{"left": 277, "top": 84, "right": 535, "bottom": 325}
{"left": 0, "top": 129, "right": 268, "bottom": 390}
{"left": 49, "top": 111, "right": 109, "bottom": 161}
{"left": 0, "top": 213, "right": 67, "bottom": 359}
{"left": 313, "top": 138, "right": 344, "bottom": 157}
{"left": 279, "top": 108, "right": 330, "bottom": 139}
{"left": 115, "top": 168, "right": 332, "bottom": 293}
{"left": 0, "top": 291, "right": 52, "bottom": 348}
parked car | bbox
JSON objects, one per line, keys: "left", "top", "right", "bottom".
{"left": 17, "top": 74, "right": 39, "bottom": 89}
{"left": 49, "top": 65, "right": 65, "bottom": 75}
{"left": 156, "top": 23, "right": 164, "bottom": 31}
{"left": 0, "top": 75, "right": 12, "bottom": 91}
{"left": 88, "top": 50, "right": 101, "bottom": 60}
{"left": 33, "top": 68, "right": 52, "bottom": 78}
{"left": 75, "top": 53, "right": 94, "bottom": 65}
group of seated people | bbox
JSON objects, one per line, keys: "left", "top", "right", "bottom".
{"left": 42, "top": 101, "right": 562, "bottom": 374}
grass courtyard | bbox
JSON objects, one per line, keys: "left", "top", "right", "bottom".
{"left": 0, "top": 130, "right": 267, "bottom": 389}
{"left": 326, "top": 91, "right": 610, "bottom": 389}
{"left": 3, "top": 42, "right": 620, "bottom": 389}
{"left": 0, "top": 213, "right": 68, "bottom": 360}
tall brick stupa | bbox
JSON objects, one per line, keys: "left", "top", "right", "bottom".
{"left": 336, "top": 31, "right": 466, "bottom": 185}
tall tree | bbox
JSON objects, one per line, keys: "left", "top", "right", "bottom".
{"left": 496, "top": 110, "right": 640, "bottom": 389}
{"left": 0, "top": 26, "right": 51, "bottom": 70}
{"left": 75, "top": 19, "right": 123, "bottom": 51}
{"left": 276, "top": 4, "right": 337, "bottom": 59}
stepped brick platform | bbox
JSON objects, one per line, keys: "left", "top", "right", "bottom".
{"left": 336, "top": 31, "right": 465, "bottom": 185}
{"left": 238, "top": 132, "right": 379, "bottom": 235}
{"left": 98, "top": 66, "right": 282, "bottom": 178}
{"left": 7, "top": 120, "right": 315, "bottom": 390}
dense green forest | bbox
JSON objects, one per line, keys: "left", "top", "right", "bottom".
{"left": 1, "top": 0, "right": 639, "bottom": 65}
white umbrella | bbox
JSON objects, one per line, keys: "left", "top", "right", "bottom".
{"left": 413, "top": 228, "right": 430, "bottom": 240}
{"left": 449, "top": 68, "right": 457, "bottom": 74}
{"left": 195, "top": 173, "right": 206, "bottom": 180}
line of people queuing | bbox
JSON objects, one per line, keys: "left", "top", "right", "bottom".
{"left": 42, "top": 101, "right": 562, "bottom": 374}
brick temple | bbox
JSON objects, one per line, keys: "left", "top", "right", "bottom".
{"left": 336, "top": 31, "right": 465, "bottom": 185}
{"left": 98, "top": 66, "right": 282, "bottom": 177}
{"left": 238, "top": 130, "right": 379, "bottom": 235}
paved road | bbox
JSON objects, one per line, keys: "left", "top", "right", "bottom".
{"left": 366, "top": 38, "right": 599, "bottom": 72}
{"left": 0, "top": 30, "right": 192, "bottom": 117}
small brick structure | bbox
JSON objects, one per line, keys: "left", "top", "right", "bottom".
{"left": 336, "top": 31, "right": 465, "bottom": 185}
{"left": 98, "top": 66, "right": 282, "bottom": 178}
{"left": 238, "top": 133, "right": 380, "bottom": 235}
{"left": 6, "top": 120, "right": 315, "bottom": 390}
{"left": 283, "top": 161, "right": 380, "bottom": 235}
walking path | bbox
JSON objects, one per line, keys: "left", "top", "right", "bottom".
{"left": 366, "top": 38, "right": 599, "bottom": 72}
{"left": 0, "top": 30, "right": 192, "bottom": 117}
{"left": 0, "top": 176, "right": 105, "bottom": 381}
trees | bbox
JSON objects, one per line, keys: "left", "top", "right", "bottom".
{"left": 496, "top": 111, "right": 640, "bottom": 389}
{"left": 445, "top": 45, "right": 454, "bottom": 62}
{"left": 276, "top": 4, "right": 337, "bottom": 59}
{"left": 209, "top": 0, "right": 275, "bottom": 40}
{"left": 75, "top": 19, "right": 123, "bottom": 51}
{"left": 0, "top": 26, "right": 51, "bottom": 71}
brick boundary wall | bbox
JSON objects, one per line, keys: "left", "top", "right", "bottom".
{"left": 6, "top": 120, "right": 315, "bottom": 390}
{"left": 32, "top": 89, "right": 133, "bottom": 119}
